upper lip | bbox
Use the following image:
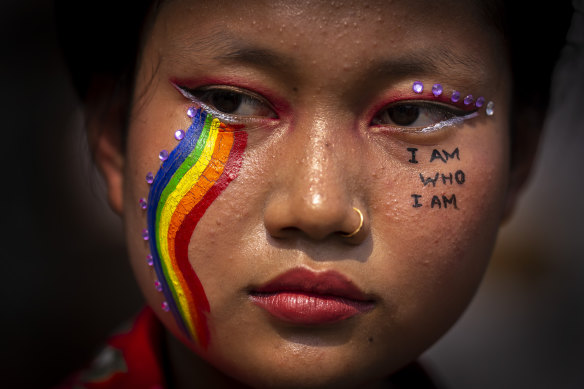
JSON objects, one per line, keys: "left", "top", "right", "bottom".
{"left": 250, "top": 267, "right": 373, "bottom": 302}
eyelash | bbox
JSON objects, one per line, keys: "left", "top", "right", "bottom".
{"left": 176, "top": 85, "right": 477, "bottom": 133}
{"left": 176, "top": 85, "right": 278, "bottom": 123}
{"left": 370, "top": 101, "right": 477, "bottom": 133}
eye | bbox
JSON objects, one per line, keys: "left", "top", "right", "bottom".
{"left": 371, "top": 101, "right": 470, "bottom": 130}
{"left": 178, "top": 85, "right": 277, "bottom": 119}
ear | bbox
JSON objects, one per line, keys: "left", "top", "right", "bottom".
{"left": 501, "top": 104, "right": 545, "bottom": 223}
{"left": 85, "top": 75, "right": 129, "bottom": 215}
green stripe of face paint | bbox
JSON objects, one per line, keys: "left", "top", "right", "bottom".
{"left": 153, "top": 114, "right": 213, "bottom": 317}
{"left": 155, "top": 114, "right": 213, "bottom": 230}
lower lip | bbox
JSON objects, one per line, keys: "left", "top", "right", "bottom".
{"left": 250, "top": 292, "right": 374, "bottom": 325}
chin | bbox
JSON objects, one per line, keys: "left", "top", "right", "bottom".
{"left": 203, "top": 330, "right": 414, "bottom": 389}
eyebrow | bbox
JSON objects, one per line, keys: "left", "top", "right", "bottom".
{"left": 177, "top": 29, "right": 486, "bottom": 89}
{"left": 175, "top": 28, "right": 296, "bottom": 71}
{"left": 367, "top": 48, "right": 487, "bottom": 89}
{"left": 215, "top": 44, "right": 298, "bottom": 75}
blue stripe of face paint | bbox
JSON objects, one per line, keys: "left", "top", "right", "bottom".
{"left": 146, "top": 108, "right": 207, "bottom": 338}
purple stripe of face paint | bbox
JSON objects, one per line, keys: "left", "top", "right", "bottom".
{"left": 412, "top": 81, "right": 423, "bottom": 94}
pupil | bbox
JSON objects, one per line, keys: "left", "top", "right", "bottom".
{"left": 212, "top": 91, "right": 242, "bottom": 113}
{"left": 388, "top": 105, "right": 420, "bottom": 126}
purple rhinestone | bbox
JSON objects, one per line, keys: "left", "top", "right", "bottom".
{"left": 146, "top": 172, "right": 154, "bottom": 184}
{"left": 161, "top": 301, "right": 170, "bottom": 312}
{"left": 451, "top": 90, "right": 460, "bottom": 103}
{"left": 412, "top": 81, "right": 423, "bottom": 94}
{"left": 463, "top": 95, "right": 474, "bottom": 105}
{"left": 187, "top": 107, "right": 196, "bottom": 118}
{"left": 432, "top": 84, "right": 443, "bottom": 97}
{"left": 139, "top": 197, "right": 147, "bottom": 210}
{"left": 159, "top": 150, "right": 169, "bottom": 161}
{"left": 142, "top": 228, "right": 149, "bottom": 241}
{"left": 154, "top": 280, "right": 163, "bottom": 292}
{"left": 146, "top": 254, "right": 153, "bottom": 266}
{"left": 486, "top": 101, "right": 495, "bottom": 116}
{"left": 174, "top": 129, "right": 185, "bottom": 141}
{"left": 476, "top": 97, "right": 485, "bottom": 108}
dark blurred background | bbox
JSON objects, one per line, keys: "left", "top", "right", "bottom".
{"left": 0, "top": 1, "right": 143, "bottom": 387}
{"left": 0, "top": 1, "right": 582, "bottom": 388}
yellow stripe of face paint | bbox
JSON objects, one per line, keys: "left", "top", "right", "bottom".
{"left": 157, "top": 119, "right": 221, "bottom": 338}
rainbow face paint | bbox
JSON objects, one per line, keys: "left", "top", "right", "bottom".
{"left": 145, "top": 107, "right": 247, "bottom": 348}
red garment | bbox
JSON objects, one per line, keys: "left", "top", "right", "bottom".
{"left": 59, "top": 308, "right": 165, "bottom": 389}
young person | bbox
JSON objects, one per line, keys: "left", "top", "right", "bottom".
{"left": 56, "top": 1, "right": 573, "bottom": 387}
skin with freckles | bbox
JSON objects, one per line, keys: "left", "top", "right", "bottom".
{"left": 94, "top": 0, "right": 521, "bottom": 387}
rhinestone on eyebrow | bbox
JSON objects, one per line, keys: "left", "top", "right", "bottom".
{"left": 432, "top": 84, "right": 443, "bottom": 97}
{"left": 412, "top": 81, "right": 424, "bottom": 94}
{"left": 486, "top": 101, "right": 495, "bottom": 116}
{"left": 410, "top": 80, "right": 494, "bottom": 118}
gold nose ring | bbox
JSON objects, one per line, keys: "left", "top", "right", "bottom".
{"left": 341, "top": 207, "right": 364, "bottom": 238}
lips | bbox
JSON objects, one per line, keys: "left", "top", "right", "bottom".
{"left": 249, "top": 268, "right": 375, "bottom": 325}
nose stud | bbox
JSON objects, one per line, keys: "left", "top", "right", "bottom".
{"left": 341, "top": 207, "right": 364, "bottom": 238}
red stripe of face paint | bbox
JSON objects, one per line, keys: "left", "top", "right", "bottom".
{"left": 174, "top": 130, "right": 248, "bottom": 349}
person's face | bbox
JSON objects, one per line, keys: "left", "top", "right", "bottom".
{"left": 112, "top": 0, "right": 511, "bottom": 386}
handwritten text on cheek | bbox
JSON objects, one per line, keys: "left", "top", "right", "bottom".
{"left": 407, "top": 147, "right": 465, "bottom": 210}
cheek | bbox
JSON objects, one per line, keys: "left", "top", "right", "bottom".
{"left": 184, "top": 142, "right": 274, "bottom": 326}
{"left": 370, "top": 134, "right": 509, "bottom": 340}
{"left": 125, "top": 107, "right": 248, "bottom": 351}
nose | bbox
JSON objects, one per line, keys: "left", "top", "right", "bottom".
{"left": 263, "top": 115, "right": 368, "bottom": 243}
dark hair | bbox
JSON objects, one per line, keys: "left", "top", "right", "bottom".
{"left": 55, "top": 1, "right": 153, "bottom": 101}
{"left": 55, "top": 1, "right": 573, "bottom": 119}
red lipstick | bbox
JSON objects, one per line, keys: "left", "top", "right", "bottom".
{"left": 249, "top": 268, "right": 374, "bottom": 325}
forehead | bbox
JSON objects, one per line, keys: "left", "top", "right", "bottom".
{"left": 146, "top": 0, "right": 507, "bottom": 95}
